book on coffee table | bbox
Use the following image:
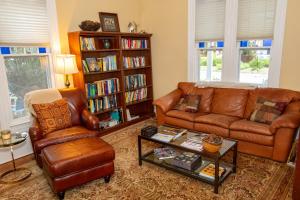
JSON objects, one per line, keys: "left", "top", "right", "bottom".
{"left": 198, "top": 163, "right": 226, "bottom": 180}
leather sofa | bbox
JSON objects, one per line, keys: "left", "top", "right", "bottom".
{"left": 153, "top": 82, "right": 300, "bottom": 162}
{"left": 29, "top": 88, "right": 100, "bottom": 167}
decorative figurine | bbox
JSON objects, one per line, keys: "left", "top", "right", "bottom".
{"left": 128, "top": 21, "right": 138, "bottom": 33}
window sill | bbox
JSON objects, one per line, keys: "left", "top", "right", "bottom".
{"left": 195, "top": 81, "right": 265, "bottom": 89}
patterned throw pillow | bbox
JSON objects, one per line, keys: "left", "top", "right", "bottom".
{"left": 250, "top": 97, "right": 288, "bottom": 124}
{"left": 173, "top": 95, "right": 201, "bottom": 113}
{"left": 32, "top": 99, "right": 72, "bottom": 135}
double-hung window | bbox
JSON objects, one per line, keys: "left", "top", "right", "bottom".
{"left": 0, "top": 0, "right": 54, "bottom": 128}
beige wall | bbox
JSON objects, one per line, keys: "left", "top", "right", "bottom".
{"left": 280, "top": 0, "right": 300, "bottom": 91}
{"left": 140, "top": 0, "right": 188, "bottom": 98}
{"left": 56, "top": 0, "right": 142, "bottom": 53}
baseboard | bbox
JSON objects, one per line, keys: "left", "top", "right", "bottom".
{"left": 0, "top": 154, "right": 34, "bottom": 173}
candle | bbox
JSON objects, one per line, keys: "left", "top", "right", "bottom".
{"left": 1, "top": 130, "right": 11, "bottom": 140}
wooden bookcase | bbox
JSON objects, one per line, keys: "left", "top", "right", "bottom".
{"left": 68, "top": 31, "right": 154, "bottom": 134}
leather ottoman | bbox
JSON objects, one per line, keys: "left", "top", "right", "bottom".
{"left": 41, "top": 137, "right": 115, "bottom": 200}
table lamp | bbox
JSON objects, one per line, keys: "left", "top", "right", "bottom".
{"left": 55, "top": 54, "right": 78, "bottom": 88}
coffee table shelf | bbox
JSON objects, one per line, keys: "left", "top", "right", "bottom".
{"left": 138, "top": 131, "right": 238, "bottom": 194}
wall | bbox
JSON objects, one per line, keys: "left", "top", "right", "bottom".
{"left": 56, "top": 0, "right": 142, "bottom": 53}
{"left": 140, "top": 0, "right": 188, "bottom": 98}
{"left": 279, "top": 0, "right": 300, "bottom": 91}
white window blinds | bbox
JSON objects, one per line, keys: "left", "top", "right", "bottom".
{"left": 237, "top": 0, "right": 277, "bottom": 39}
{"left": 195, "top": 0, "right": 226, "bottom": 41}
{"left": 0, "top": 0, "right": 49, "bottom": 44}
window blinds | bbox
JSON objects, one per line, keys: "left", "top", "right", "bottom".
{"left": 195, "top": 0, "right": 226, "bottom": 41}
{"left": 237, "top": 0, "right": 277, "bottom": 39}
{"left": 0, "top": 0, "right": 49, "bottom": 44}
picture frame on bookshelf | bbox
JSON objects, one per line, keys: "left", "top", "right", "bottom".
{"left": 99, "top": 12, "right": 120, "bottom": 32}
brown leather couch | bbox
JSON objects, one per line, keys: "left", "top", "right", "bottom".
{"left": 153, "top": 82, "right": 300, "bottom": 162}
{"left": 29, "top": 88, "right": 100, "bottom": 167}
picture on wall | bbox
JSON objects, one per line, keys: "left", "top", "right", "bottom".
{"left": 99, "top": 12, "right": 120, "bottom": 32}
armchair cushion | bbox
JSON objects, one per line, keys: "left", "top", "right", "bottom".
{"left": 32, "top": 99, "right": 72, "bottom": 135}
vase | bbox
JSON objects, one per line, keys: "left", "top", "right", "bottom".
{"left": 103, "top": 39, "right": 111, "bottom": 49}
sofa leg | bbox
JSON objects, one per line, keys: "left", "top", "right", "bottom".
{"left": 57, "top": 191, "right": 65, "bottom": 200}
{"left": 104, "top": 175, "right": 111, "bottom": 183}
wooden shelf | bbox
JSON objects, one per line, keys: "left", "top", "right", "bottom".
{"left": 122, "top": 48, "right": 150, "bottom": 51}
{"left": 126, "top": 98, "right": 153, "bottom": 106}
{"left": 87, "top": 91, "right": 122, "bottom": 100}
{"left": 84, "top": 69, "right": 121, "bottom": 75}
{"left": 81, "top": 49, "right": 120, "bottom": 53}
{"left": 123, "top": 66, "right": 151, "bottom": 71}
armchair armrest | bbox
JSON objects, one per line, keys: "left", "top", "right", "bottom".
{"left": 153, "top": 89, "right": 182, "bottom": 113}
{"left": 270, "top": 112, "right": 300, "bottom": 133}
{"left": 81, "top": 109, "right": 100, "bottom": 130}
{"left": 29, "top": 119, "right": 43, "bottom": 142}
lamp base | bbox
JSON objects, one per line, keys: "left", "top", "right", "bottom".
{"left": 65, "top": 74, "right": 71, "bottom": 88}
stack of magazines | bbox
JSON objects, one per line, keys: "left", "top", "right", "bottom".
{"left": 154, "top": 147, "right": 176, "bottom": 160}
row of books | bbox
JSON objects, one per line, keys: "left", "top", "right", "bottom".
{"left": 123, "top": 56, "right": 146, "bottom": 69}
{"left": 82, "top": 56, "right": 117, "bottom": 73}
{"left": 80, "top": 37, "right": 96, "bottom": 51}
{"left": 85, "top": 78, "right": 120, "bottom": 98}
{"left": 125, "top": 88, "right": 147, "bottom": 103}
{"left": 88, "top": 95, "right": 118, "bottom": 114}
{"left": 125, "top": 74, "right": 146, "bottom": 90}
{"left": 99, "top": 108, "right": 123, "bottom": 129}
{"left": 122, "top": 39, "right": 148, "bottom": 49}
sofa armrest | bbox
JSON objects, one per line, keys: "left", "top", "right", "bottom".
{"left": 270, "top": 113, "right": 300, "bottom": 133}
{"left": 29, "top": 119, "right": 43, "bottom": 143}
{"left": 153, "top": 89, "right": 182, "bottom": 113}
{"left": 81, "top": 109, "right": 100, "bottom": 130}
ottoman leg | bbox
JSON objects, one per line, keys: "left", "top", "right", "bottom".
{"left": 57, "top": 191, "right": 65, "bottom": 200}
{"left": 104, "top": 175, "right": 111, "bottom": 183}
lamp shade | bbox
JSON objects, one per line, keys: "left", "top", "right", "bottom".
{"left": 55, "top": 54, "right": 78, "bottom": 74}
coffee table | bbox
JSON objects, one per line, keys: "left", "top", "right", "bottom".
{"left": 138, "top": 129, "right": 237, "bottom": 194}
{"left": 0, "top": 132, "right": 31, "bottom": 184}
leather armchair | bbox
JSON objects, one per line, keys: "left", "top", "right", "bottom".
{"left": 28, "top": 88, "right": 100, "bottom": 168}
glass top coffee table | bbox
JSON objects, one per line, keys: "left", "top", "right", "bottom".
{"left": 0, "top": 132, "right": 32, "bottom": 184}
{"left": 138, "top": 127, "right": 237, "bottom": 194}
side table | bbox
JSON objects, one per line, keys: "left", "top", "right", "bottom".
{"left": 0, "top": 132, "right": 31, "bottom": 184}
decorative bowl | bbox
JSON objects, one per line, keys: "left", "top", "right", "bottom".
{"left": 79, "top": 20, "right": 101, "bottom": 31}
{"left": 203, "top": 134, "right": 223, "bottom": 153}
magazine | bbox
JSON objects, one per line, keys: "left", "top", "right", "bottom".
{"left": 157, "top": 126, "right": 187, "bottom": 140}
{"left": 151, "top": 133, "right": 174, "bottom": 143}
{"left": 199, "top": 163, "right": 226, "bottom": 180}
{"left": 154, "top": 147, "right": 177, "bottom": 160}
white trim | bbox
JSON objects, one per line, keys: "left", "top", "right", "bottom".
{"left": 222, "top": 0, "right": 239, "bottom": 82}
{"left": 268, "top": 0, "right": 287, "bottom": 87}
{"left": 188, "top": 0, "right": 198, "bottom": 82}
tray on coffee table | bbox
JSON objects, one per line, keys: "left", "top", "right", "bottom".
{"left": 137, "top": 128, "right": 238, "bottom": 194}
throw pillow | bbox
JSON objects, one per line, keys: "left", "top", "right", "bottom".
{"left": 173, "top": 95, "right": 201, "bottom": 113}
{"left": 250, "top": 97, "right": 288, "bottom": 124}
{"left": 32, "top": 99, "right": 72, "bottom": 135}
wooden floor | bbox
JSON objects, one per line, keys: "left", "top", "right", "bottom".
{"left": 0, "top": 154, "right": 34, "bottom": 173}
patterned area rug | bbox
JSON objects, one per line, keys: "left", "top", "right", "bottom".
{"left": 0, "top": 120, "right": 294, "bottom": 200}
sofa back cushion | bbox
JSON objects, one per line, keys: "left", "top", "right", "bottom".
{"left": 211, "top": 88, "right": 249, "bottom": 118}
{"left": 244, "top": 88, "right": 300, "bottom": 119}
{"left": 178, "top": 82, "right": 214, "bottom": 112}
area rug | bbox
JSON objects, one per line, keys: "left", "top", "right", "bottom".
{"left": 0, "top": 120, "right": 294, "bottom": 200}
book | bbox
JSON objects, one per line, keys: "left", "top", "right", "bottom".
{"left": 80, "top": 37, "right": 96, "bottom": 51}
{"left": 169, "top": 152, "right": 202, "bottom": 171}
{"left": 151, "top": 133, "right": 174, "bottom": 143}
{"left": 121, "top": 39, "right": 148, "bottom": 49}
{"left": 199, "top": 163, "right": 226, "bottom": 180}
{"left": 86, "top": 58, "right": 99, "bottom": 72}
{"left": 123, "top": 56, "right": 146, "bottom": 69}
{"left": 158, "top": 126, "right": 187, "bottom": 140}
{"left": 85, "top": 78, "right": 120, "bottom": 98}
{"left": 125, "top": 88, "right": 147, "bottom": 103}
{"left": 154, "top": 147, "right": 177, "bottom": 160}
{"left": 180, "top": 139, "right": 203, "bottom": 151}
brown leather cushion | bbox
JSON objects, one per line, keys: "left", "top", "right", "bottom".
{"left": 42, "top": 138, "right": 115, "bottom": 178}
{"left": 166, "top": 110, "right": 207, "bottom": 121}
{"left": 173, "top": 95, "right": 201, "bottom": 113}
{"left": 230, "top": 130, "right": 274, "bottom": 146}
{"left": 32, "top": 99, "right": 72, "bottom": 135}
{"left": 230, "top": 119, "right": 272, "bottom": 135}
{"left": 34, "top": 126, "right": 99, "bottom": 155}
{"left": 194, "top": 123, "right": 229, "bottom": 137}
{"left": 178, "top": 82, "right": 214, "bottom": 112}
{"left": 165, "top": 116, "right": 194, "bottom": 130}
{"left": 211, "top": 88, "right": 248, "bottom": 118}
{"left": 244, "top": 88, "right": 300, "bottom": 119}
{"left": 195, "top": 113, "right": 240, "bottom": 128}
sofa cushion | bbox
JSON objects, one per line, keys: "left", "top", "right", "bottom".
{"left": 244, "top": 88, "right": 300, "bottom": 119}
{"left": 166, "top": 110, "right": 207, "bottom": 122}
{"left": 165, "top": 116, "right": 194, "bottom": 130}
{"left": 230, "top": 119, "right": 272, "bottom": 136}
{"left": 230, "top": 130, "right": 274, "bottom": 146}
{"left": 195, "top": 113, "right": 240, "bottom": 128}
{"left": 250, "top": 97, "right": 288, "bottom": 125}
{"left": 178, "top": 82, "right": 214, "bottom": 112}
{"left": 32, "top": 99, "right": 72, "bottom": 135}
{"left": 211, "top": 88, "right": 248, "bottom": 118}
{"left": 194, "top": 123, "right": 229, "bottom": 137}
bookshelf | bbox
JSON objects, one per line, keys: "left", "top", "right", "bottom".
{"left": 68, "top": 31, "right": 154, "bottom": 134}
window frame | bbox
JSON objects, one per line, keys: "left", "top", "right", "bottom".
{"left": 188, "top": 0, "right": 288, "bottom": 87}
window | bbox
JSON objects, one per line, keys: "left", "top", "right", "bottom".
{"left": 189, "top": 0, "right": 286, "bottom": 87}
{"left": 239, "top": 40, "right": 272, "bottom": 85}
{"left": 198, "top": 41, "right": 223, "bottom": 81}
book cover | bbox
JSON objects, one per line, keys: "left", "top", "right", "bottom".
{"left": 199, "top": 163, "right": 226, "bottom": 180}
{"left": 86, "top": 58, "right": 98, "bottom": 72}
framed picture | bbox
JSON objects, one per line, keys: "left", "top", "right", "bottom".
{"left": 99, "top": 12, "right": 120, "bottom": 32}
